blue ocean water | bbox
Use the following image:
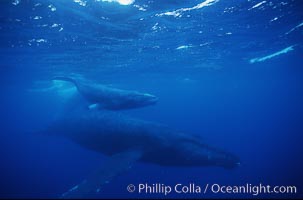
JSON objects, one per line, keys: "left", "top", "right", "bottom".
{"left": 0, "top": 0, "right": 303, "bottom": 198}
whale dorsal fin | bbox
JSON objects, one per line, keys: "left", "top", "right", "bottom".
{"left": 61, "top": 149, "right": 143, "bottom": 198}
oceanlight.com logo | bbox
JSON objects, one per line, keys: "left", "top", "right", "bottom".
{"left": 210, "top": 183, "right": 297, "bottom": 196}
{"left": 126, "top": 183, "right": 297, "bottom": 196}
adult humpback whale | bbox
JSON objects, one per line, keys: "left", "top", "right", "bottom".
{"left": 46, "top": 110, "right": 240, "bottom": 198}
{"left": 52, "top": 76, "right": 158, "bottom": 110}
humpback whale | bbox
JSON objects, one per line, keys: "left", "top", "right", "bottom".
{"left": 46, "top": 110, "right": 240, "bottom": 198}
{"left": 52, "top": 76, "right": 158, "bottom": 110}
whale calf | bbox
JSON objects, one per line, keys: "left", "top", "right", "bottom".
{"left": 52, "top": 76, "right": 158, "bottom": 110}
{"left": 46, "top": 110, "right": 240, "bottom": 198}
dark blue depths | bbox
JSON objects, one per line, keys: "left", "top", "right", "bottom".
{"left": 0, "top": 0, "right": 303, "bottom": 198}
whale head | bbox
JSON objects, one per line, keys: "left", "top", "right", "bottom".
{"left": 185, "top": 142, "right": 240, "bottom": 169}
{"left": 104, "top": 92, "right": 158, "bottom": 110}
{"left": 140, "top": 93, "right": 158, "bottom": 105}
{"left": 128, "top": 92, "right": 158, "bottom": 107}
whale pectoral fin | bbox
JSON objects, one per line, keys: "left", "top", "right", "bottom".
{"left": 61, "top": 149, "right": 143, "bottom": 199}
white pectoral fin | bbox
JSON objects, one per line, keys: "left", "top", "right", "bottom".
{"left": 61, "top": 149, "right": 143, "bottom": 199}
